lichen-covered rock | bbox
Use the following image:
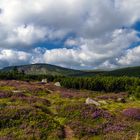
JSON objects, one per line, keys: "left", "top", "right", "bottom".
{"left": 85, "top": 98, "right": 100, "bottom": 106}
{"left": 54, "top": 82, "right": 61, "bottom": 87}
{"left": 118, "top": 98, "right": 126, "bottom": 103}
{"left": 41, "top": 79, "right": 47, "bottom": 83}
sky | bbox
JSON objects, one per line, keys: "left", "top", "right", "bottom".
{"left": 0, "top": 0, "right": 140, "bottom": 69}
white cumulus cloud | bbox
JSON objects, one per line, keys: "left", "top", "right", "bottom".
{"left": 0, "top": 0, "right": 140, "bottom": 69}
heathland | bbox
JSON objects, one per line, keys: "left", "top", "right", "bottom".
{"left": 0, "top": 64, "right": 140, "bottom": 139}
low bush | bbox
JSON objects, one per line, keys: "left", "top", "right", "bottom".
{"left": 122, "top": 108, "right": 140, "bottom": 120}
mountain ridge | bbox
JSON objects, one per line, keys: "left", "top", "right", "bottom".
{"left": 1, "top": 63, "right": 140, "bottom": 77}
{"left": 0, "top": 63, "right": 85, "bottom": 76}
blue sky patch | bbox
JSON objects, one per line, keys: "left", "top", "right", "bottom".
{"left": 132, "top": 21, "right": 140, "bottom": 32}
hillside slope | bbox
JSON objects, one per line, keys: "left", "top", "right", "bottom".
{"left": 105, "top": 66, "right": 140, "bottom": 77}
{"left": 83, "top": 66, "right": 140, "bottom": 77}
{"left": 1, "top": 63, "right": 85, "bottom": 76}
{"left": 1, "top": 64, "right": 140, "bottom": 77}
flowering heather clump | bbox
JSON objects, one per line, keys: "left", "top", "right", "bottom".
{"left": 97, "top": 93, "right": 127, "bottom": 100}
{"left": 68, "top": 121, "right": 100, "bottom": 137}
{"left": 92, "top": 109, "right": 112, "bottom": 119}
{"left": 60, "top": 90, "right": 89, "bottom": 98}
{"left": 0, "top": 91, "right": 12, "bottom": 98}
{"left": 0, "top": 105, "right": 64, "bottom": 139}
{"left": 81, "top": 105, "right": 98, "bottom": 119}
{"left": 11, "top": 95, "right": 51, "bottom": 106}
{"left": 27, "top": 87, "right": 50, "bottom": 95}
{"left": 61, "top": 92, "right": 73, "bottom": 98}
{"left": 122, "top": 108, "right": 140, "bottom": 120}
{"left": 81, "top": 105, "right": 112, "bottom": 120}
{"left": 57, "top": 103, "right": 112, "bottom": 122}
{"left": 12, "top": 92, "right": 27, "bottom": 97}
{"left": 57, "top": 103, "right": 98, "bottom": 120}
{"left": 104, "top": 122, "right": 129, "bottom": 133}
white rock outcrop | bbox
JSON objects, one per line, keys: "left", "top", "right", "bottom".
{"left": 54, "top": 82, "right": 61, "bottom": 87}
{"left": 85, "top": 98, "right": 100, "bottom": 106}
{"left": 41, "top": 79, "right": 47, "bottom": 83}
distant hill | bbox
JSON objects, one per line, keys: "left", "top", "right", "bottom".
{"left": 1, "top": 64, "right": 140, "bottom": 77}
{"left": 83, "top": 66, "right": 140, "bottom": 77}
{"left": 1, "top": 63, "right": 85, "bottom": 76}
{"left": 105, "top": 66, "right": 140, "bottom": 77}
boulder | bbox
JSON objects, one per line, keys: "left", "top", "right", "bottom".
{"left": 54, "top": 82, "right": 61, "bottom": 87}
{"left": 85, "top": 98, "right": 100, "bottom": 106}
{"left": 117, "top": 98, "right": 126, "bottom": 103}
{"left": 41, "top": 79, "right": 47, "bottom": 83}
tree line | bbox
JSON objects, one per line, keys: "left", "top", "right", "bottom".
{"left": 0, "top": 68, "right": 140, "bottom": 98}
{"left": 60, "top": 76, "right": 140, "bottom": 97}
